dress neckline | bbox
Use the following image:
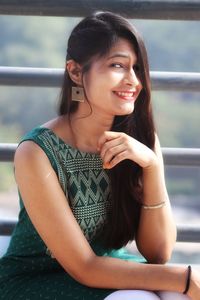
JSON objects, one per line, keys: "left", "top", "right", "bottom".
{"left": 39, "top": 126, "right": 100, "bottom": 158}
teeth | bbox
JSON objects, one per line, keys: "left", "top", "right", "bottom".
{"left": 115, "top": 91, "right": 134, "bottom": 97}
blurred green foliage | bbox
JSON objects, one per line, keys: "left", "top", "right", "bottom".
{"left": 0, "top": 163, "right": 15, "bottom": 191}
{"left": 153, "top": 91, "right": 200, "bottom": 147}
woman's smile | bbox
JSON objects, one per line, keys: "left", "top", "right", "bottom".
{"left": 113, "top": 90, "right": 137, "bottom": 102}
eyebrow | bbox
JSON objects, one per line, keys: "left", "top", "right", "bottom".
{"left": 107, "top": 53, "right": 130, "bottom": 60}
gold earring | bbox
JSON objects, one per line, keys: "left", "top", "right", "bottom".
{"left": 71, "top": 86, "right": 84, "bottom": 102}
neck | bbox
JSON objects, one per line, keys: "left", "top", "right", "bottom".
{"left": 69, "top": 110, "right": 114, "bottom": 153}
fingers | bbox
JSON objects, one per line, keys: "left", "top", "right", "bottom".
{"left": 98, "top": 131, "right": 128, "bottom": 169}
{"left": 97, "top": 131, "right": 121, "bottom": 151}
{"left": 102, "top": 144, "right": 125, "bottom": 168}
{"left": 104, "top": 150, "right": 128, "bottom": 169}
{"left": 100, "top": 138, "right": 123, "bottom": 159}
{"left": 98, "top": 131, "right": 157, "bottom": 169}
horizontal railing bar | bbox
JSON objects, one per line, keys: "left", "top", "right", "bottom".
{"left": 151, "top": 72, "right": 200, "bottom": 92}
{"left": 0, "top": 67, "right": 63, "bottom": 88}
{"left": 0, "top": 0, "right": 200, "bottom": 20}
{"left": 0, "top": 220, "right": 16, "bottom": 236}
{"left": 0, "top": 144, "right": 200, "bottom": 166}
{"left": 0, "top": 67, "right": 200, "bottom": 92}
{"left": 162, "top": 148, "right": 200, "bottom": 166}
{"left": 0, "top": 143, "right": 17, "bottom": 162}
{"left": 0, "top": 220, "right": 199, "bottom": 242}
{"left": 177, "top": 224, "right": 200, "bottom": 243}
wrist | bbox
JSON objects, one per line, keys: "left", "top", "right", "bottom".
{"left": 141, "top": 201, "right": 166, "bottom": 210}
{"left": 187, "top": 267, "right": 199, "bottom": 298}
{"left": 183, "top": 265, "right": 192, "bottom": 295}
{"left": 142, "top": 154, "right": 159, "bottom": 171}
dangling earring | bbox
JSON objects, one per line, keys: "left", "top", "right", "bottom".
{"left": 71, "top": 86, "right": 85, "bottom": 102}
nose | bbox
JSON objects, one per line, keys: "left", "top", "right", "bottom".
{"left": 125, "top": 69, "right": 140, "bottom": 87}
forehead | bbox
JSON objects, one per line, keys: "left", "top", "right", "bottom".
{"left": 87, "top": 38, "right": 138, "bottom": 73}
{"left": 108, "top": 38, "right": 136, "bottom": 58}
{"left": 94, "top": 37, "right": 137, "bottom": 66}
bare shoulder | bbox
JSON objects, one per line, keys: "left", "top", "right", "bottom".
{"left": 14, "top": 140, "right": 55, "bottom": 187}
{"left": 42, "top": 116, "right": 61, "bottom": 130}
{"left": 15, "top": 114, "right": 69, "bottom": 165}
{"left": 14, "top": 115, "right": 71, "bottom": 178}
{"left": 42, "top": 115, "right": 72, "bottom": 145}
{"left": 14, "top": 140, "right": 46, "bottom": 166}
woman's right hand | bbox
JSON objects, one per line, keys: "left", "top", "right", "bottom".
{"left": 188, "top": 268, "right": 200, "bottom": 300}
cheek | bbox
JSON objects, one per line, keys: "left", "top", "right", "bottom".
{"left": 108, "top": 71, "right": 124, "bottom": 83}
{"left": 84, "top": 79, "right": 104, "bottom": 100}
{"left": 84, "top": 70, "right": 124, "bottom": 98}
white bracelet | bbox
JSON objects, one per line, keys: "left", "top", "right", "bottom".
{"left": 142, "top": 201, "right": 166, "bottom": 210}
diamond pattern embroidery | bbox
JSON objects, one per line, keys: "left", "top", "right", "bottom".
{"left": 40, "top": 129, "right": 112, "bottom": 242}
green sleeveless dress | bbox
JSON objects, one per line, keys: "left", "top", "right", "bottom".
{"left": 0, "top": 127, "right": 143, "bottom": 300}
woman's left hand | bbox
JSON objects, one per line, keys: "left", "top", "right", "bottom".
{"left": 98, "top": 131, "right": 158, "bottom": 169}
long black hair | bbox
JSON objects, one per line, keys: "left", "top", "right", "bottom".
{"left": 58, "top": 11, "right": 155, "bottom": 249}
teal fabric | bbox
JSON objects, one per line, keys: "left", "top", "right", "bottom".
{"left": 0, "top": 127, "right": 144, "bottom": 299}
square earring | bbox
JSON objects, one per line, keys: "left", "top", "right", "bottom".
{"left": 71, "top": 86, "right": 85, "bottom": 102}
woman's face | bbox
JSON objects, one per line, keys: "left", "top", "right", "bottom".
{"left": 83, "top": 38, "right": 143, "bottom": 117}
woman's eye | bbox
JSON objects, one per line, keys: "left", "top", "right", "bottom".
{"left": 111, "top": 63, "right": 123, "bottom": 68}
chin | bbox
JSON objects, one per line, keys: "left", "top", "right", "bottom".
{"left": 118, "top": 104, "right": 135, "bottom": 115}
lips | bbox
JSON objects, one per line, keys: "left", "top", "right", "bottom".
{"left": 113, "top": 90, "right": 136, "bottom": 100}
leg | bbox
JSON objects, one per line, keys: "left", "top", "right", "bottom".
{"left": 104, "top": 290, "right": 160, "bottom": 300}
{"left": 157, "top": 291, "right": 191, "bottom": 300}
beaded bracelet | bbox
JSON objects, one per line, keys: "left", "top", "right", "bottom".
{"left": 142, "top": 201, "right": 166, "bottom": 210}
{"left": 183, "top": 265, "right": 192, "bottom": 294}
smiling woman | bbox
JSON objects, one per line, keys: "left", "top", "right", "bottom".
{"left": 66, "top": 38, "right": 142, "bottom": 121}
{"left": 0, "top": 11, "right": 199, "bottom": 300}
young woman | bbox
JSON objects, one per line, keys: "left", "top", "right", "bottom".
{"left": 0, "top": 11, "right": 199, "bottom": 300}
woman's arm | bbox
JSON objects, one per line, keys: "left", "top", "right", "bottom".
{"left": 14, "top": 141, "right": 96, "bottom": 281}
{"left": 98, "top": 131, "right": 176, "bottom": 263}
{"left": 135, "top": 134, "right": 177, "bottom": 263}
{"left": 14, "top": 141, "right": 199, "bottom": 299}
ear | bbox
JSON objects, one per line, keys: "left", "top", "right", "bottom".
{"left": 66, "top": 60, "right": 83, "bottom": 86}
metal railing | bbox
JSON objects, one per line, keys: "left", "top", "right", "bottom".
{"left": 0, "top": 0, "right": 200, "bottom": 20}
{"left": 0, "top": 67, "right": 200, "bottom": 91}
{"left": 0, "top": 219, "right": 200, "bottom": 243}
{"left": 1, "top": 144, "right": 200, "bottom": 167}
{"left": 0, "top": 0, "right": 200, "bottom": 243}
